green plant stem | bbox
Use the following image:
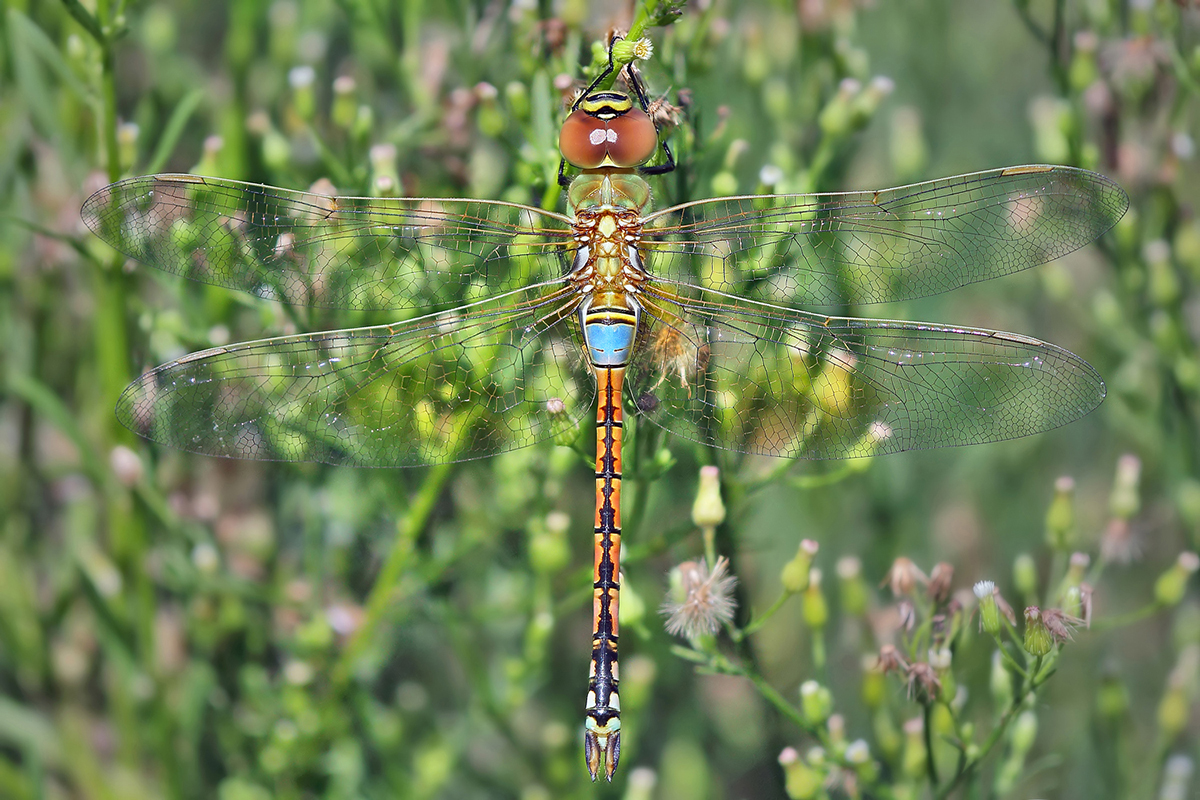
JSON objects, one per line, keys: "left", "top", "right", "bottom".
{"left": 737, "top": 589, "right": 796, "bottom": 639}
{"left": 687, "top": 647, "right": 815, "bottom": 735}
{"left": 936, "top": 664, "right": 1055, "bottom": 799}
{"left": 1091, "top": 601, "right": 1164, "bottom": 630}
{"left": 334, "top": 463, "right": 453, "bottom": 685}
{"left": 924, "top": 702, "right": 940, "bottom": 788}
{"left": 1010, "top": 0, "right": 1049, "bottom": 45}
{"left": 991, "top": 633, "right": 1029, "bottom": 680}
{"left": 59, "top": 0, "right": 105, "bottom": 43}
{"left": 625, "top": 0, "right": 660, "bottom": 44}
{"left": 789, "top": 463, "right": 858, "bottom": 490}
{"left": 685, "top": 646, "right": 896, "bottom": 799}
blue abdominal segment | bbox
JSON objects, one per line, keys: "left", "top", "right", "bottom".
{"left": 584, "top": 319, "right": 637, "bottom": 367}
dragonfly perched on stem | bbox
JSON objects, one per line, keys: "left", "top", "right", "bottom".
{"left": 82, "top": 37, "right": 1127, "bottom": 781}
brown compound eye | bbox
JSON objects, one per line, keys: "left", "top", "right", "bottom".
{"left": 604, "top": 108, "right": 658, "bottom": 168}
{"left": 559, "top": 110, "right": 608, "bottom": 169}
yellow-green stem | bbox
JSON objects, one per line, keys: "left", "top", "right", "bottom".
{"left": 334, "top": 463, "right": 454, "bottom": 684}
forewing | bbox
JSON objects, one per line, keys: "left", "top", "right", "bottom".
{"left": 82, "top": 174, "right": 575, "bottom": 311}
{"left": 116, "top": 286, "right": 594, "bottom": 466}
{"left": 641, "top": 165, "right": 1128, "bottom": 306}
{"left": 626, "top": 286, "right": 1105, "bottom": 459}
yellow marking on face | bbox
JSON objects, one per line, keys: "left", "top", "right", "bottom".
{"left": 578, "top": 93, "right": 635, "bottom": 115}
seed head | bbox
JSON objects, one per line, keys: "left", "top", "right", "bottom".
{"left": 1100, "top": 518, "right": 1141, "bottom": 564}
{"left": 661, "top": 556, "right": 738, "bottom": 638}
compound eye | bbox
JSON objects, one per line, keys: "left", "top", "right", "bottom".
{"left": 605, "top": 108, "right": 658, "bottom": 167}
{"left": 559, "top": 110, "right": 608, "bottom": 169}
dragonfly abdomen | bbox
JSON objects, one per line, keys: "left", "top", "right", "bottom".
{"left": 584, "top": 362, "right": 625, "bottom": 781}
{"left": 579, "top": 296, "right": 639, "bottom": 781}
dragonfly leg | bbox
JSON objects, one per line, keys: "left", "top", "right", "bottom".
{"left": 585, "top": 366, "right": 624, "bottom": 781}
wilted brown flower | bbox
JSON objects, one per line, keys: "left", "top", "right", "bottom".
{"left": 1100, "top": 518, "right": 1141, "bottom": 564}
{"left": 1042, "top": 607, "right": 1084, "bottom": 644}
{"left": 1079, "top": 583, "right": 1094, "bottom": 629}
{"left": 897, "top": 599, "right": 916, "bottom": 633}
{"left": 906, "top": 661, "right": 942, "bottom": 703}
{"left": 993, "top": 586, "right": 1018, "bottom": 626}
{"left": 876, "top": 644, "right": 908, "bottom": 675}
{"left": 883, "top": 557, "right": 928, "bottom": 597}
{"left": 647, "top": 95, "right": 685, "bottom": 132}
{"left": 927, "top": 562, "right": 954, "bottom": 604}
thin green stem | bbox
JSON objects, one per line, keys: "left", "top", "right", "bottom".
{"left": 737, "top": 589, "right": 797, "bottom": 639}
{"left": 789, "top": 463, "right": 858, "bottom": 490}
{"left": 682, "top": 646, "right": 896, "bottom": 799}
{"left": 59, "top": 0, "right": 106, "bottom": 44}
{"left": 333, "top": 463, "right": 454, "bottom": 685}
{"left": 1090, "top": 602, "right": 1164, "bottom": 630}
{"left": 935, "top": 661, "right": 1056, "bottom": 799}
{"left": 1010, "top": 0, "right": 1050, "bottom": 45}
{"left": 991, "top": 633, "right": 1029, "bottom": 679}
{"left": 924, "top": 702, "right": 940, "bottom": 788}
{"left": 625, "top": 0, "right": 660, "bottom": 45}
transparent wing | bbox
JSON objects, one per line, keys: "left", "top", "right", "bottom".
{"left": 82, "top": 174, "right": 576, "bottom": 311}
{"left": 625, "top": 285, "right": 1105, "bottom": 459}
{"left": 116, "top": 285, "right": 594, "bottom": 466}
{"left": 641, "top": 165, "right": 1128, "bottom": 306}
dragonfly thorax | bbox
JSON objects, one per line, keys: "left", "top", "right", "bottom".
{"left": 570, "top": 206, "right": 646, "bottom": 296}
{"left": 568, "top": 172, "right": 650, "bottom": 302}
{"left": 568, "top": 171, "right": 651, "bottom": 213}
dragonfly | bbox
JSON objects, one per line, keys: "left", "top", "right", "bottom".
{"left": 82, "top": 46, "right": 1127, "bottom": 781}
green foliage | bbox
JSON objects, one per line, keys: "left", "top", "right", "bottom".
{"left": 2, "top": 0, "right": 1199, "bottom": 798}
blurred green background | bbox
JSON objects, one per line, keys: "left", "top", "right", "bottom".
{"left": 2, "top": 0, "right": 1200, "bottom": 798}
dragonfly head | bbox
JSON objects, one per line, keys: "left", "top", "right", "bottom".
{"left": 560, "top": 90, "right": 658, "bottom": 170}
